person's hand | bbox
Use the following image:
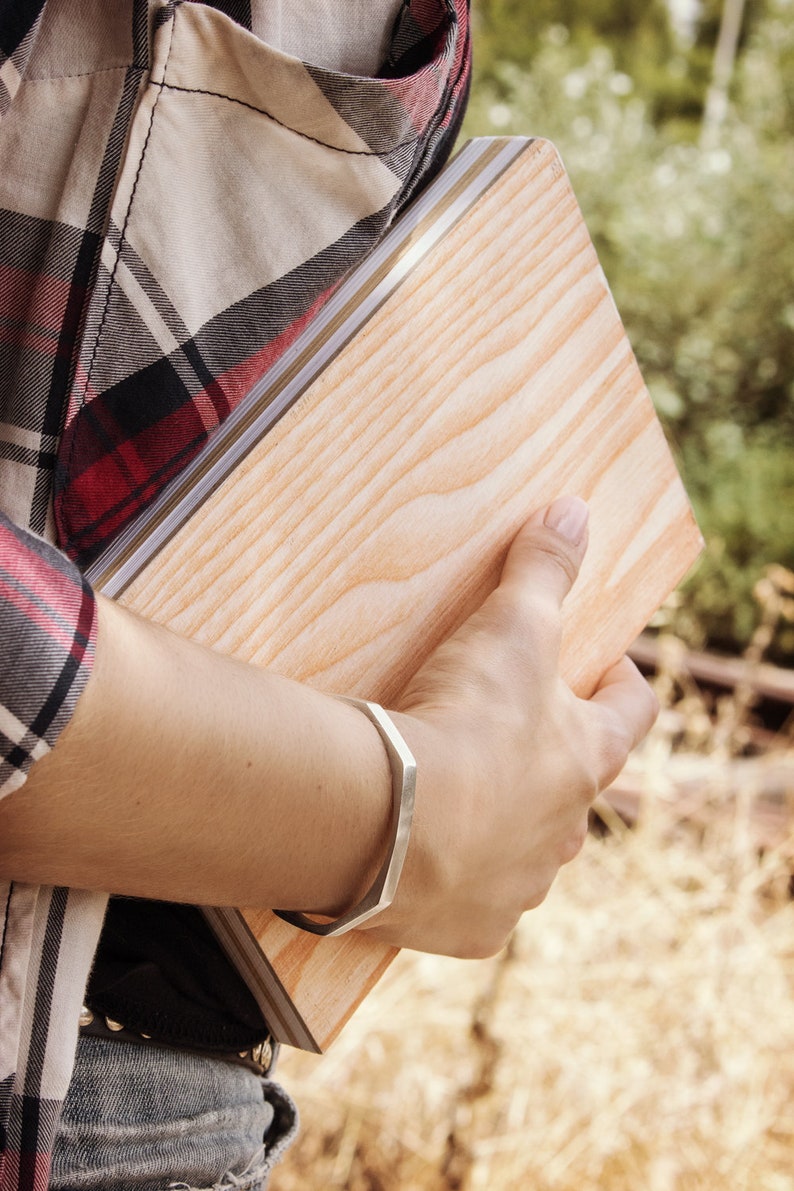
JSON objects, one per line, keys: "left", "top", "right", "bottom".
{"left": 363, "top": 496, "right": 658, "bottom": 957}
{"left": 1, "top": 493, "right": 656, "bottom": 947}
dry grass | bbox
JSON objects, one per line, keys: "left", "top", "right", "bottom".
{"left": 272, "top": 630, "right": 794, "bottom": 1190}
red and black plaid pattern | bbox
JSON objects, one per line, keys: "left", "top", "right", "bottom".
{"left": 54, "top": 0, "right": 470, "bottom": 568}
{"left": 0, "top": 2, "right": 471, "bottom": 1187}
{"left": 0, "top": 883, "right": 106, "bottom": 1191}
{"left": 0, "top": 515, "right": 96, "bottom": 795}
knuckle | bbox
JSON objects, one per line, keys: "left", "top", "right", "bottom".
{"left": 456, "top": 922, "right": 515, "bottom": 961}
{"left": 645, "top": 681, "right": 661, "bottom": 726}
{"left": 497, "top": 596, "right": 567, "bottom": 661}
{"left": 564, "top": 746, "right": 601, "bottom": 806}
{"left": 463, "top": 938, "right": 505, "bottom": 961}
{"left": 532, "top": 536, "right": 580, "bottom": 589}
{"left": 628, "top": 669, "right": 661, "bottom": 732}
{"left": 598, "top": 719, "right": 634, "bottom": 787}
{"left": 522, "top": 867, "right": 559, "bottom": 912}
{"left": 578, "top": 766, "right": 601, "bottom": 805}
{"left": 559, "top": 820, "right": 589, "bottom": 865}
{"left": 464, "top": 595, "right": 561, "bottom": 699}
{"left": 477, "top": 590, "right": 528, "bottom": 657}
{"left": 523, "top": 886, "right": 549, "bottom": 912}
{"left": 525, "top": 596, "right": 564, "bottom": 652}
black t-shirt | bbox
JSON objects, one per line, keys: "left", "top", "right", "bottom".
{"left": 86, "top": 897, "right": 268, "bottom": 1051}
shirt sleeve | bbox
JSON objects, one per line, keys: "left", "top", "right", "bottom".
{"left": 0, "top": 512, "right": 97, "bottom": 798}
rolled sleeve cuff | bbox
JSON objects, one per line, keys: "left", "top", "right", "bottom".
{"left": 0, "top": 513, "right": 97, "bottom": 797}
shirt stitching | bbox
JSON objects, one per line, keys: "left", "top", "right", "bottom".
{"left": 0, "top": 884, "right": 11, "bottom": 974}
{"left": 21, "top": 66, "right": 131, "bottom": 81}
{"left": 156, "top": 81, "right": 421, "bottom": 157}
{"left": 74, "top": 19, "right": 176, "bottom": 420}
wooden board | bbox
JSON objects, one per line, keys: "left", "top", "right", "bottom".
{"left": 104, "top": 139, "right": 702, "bottom": 1050}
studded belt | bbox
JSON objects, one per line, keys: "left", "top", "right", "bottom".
{"left": 79, "top": 1005, "right": 275, "bottom": 1076}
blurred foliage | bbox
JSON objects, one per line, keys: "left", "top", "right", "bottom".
{"left": 472, "top": 0, "right": 688, "bottom": 125}
{"left": 464, "top": 0, "right": 794, "bottom": 660}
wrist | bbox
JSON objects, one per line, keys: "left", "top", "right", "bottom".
{"left": 275, "top": 698, "right": 416, "bottom": 936}
{"left": 357, "top": 710, "right": 470, "bottom": 946}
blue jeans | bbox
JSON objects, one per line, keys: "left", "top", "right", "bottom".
{"left": 50, "top": 1036, "right": 298, "bottom": 1191}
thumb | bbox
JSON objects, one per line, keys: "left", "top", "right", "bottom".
{"left": 500, "top": 496, "right": 590, "bottom": 610}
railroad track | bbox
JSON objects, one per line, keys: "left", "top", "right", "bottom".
{"left": 594, "top": 633, "right": 794, "bottom": 852}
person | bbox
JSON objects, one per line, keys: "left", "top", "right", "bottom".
{"left": 0, "top": 1, "right": 658, "bottom": 1188}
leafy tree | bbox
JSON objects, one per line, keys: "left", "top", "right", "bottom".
{"left": 473, "top": 0, "right": 791, "bottom": 134}
{"left": 473, "top": 0, "right": 686, "bottom": 124}
{"left": 463, "top": 1, "right": 794, "bottom": 659}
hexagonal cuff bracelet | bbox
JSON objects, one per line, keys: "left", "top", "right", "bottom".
{"left": 274, "top": 697, "right": 417, "bottom": 937}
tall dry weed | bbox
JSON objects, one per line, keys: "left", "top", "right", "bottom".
{"left": 272, "top": 615, "right": 794, "bottom": 1190}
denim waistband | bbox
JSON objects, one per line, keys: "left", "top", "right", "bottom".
{"left": 51, "top": 1034, "right": 298, "bottom": 1191}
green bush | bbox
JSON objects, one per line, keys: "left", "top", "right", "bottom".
{"left": 462, "top": 11, "right": 794, "bottom": 661}
{"left": 674, "top": 431, "right": 794, "bottom": 656}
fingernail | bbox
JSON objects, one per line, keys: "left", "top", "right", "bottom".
{"left": 544, "top": 496, "right": 589, "bottom": 544}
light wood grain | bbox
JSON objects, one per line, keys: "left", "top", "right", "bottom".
{"left": 119, "top": 140, "right": 702, "bottom": 1050}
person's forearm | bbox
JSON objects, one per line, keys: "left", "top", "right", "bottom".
{"left": 0, "top": 592, "right": 395, "bottom": 914}
{"left": 0, "top": 499, "right": 660, "bottom": 959}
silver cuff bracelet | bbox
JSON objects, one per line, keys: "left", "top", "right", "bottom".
{"left": 274, "top": 696, "right": 417, "bottom": 937}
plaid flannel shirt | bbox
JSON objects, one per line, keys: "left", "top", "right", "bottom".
{"left": 0, "top": 2, "right": 471, "bottom": 1185}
